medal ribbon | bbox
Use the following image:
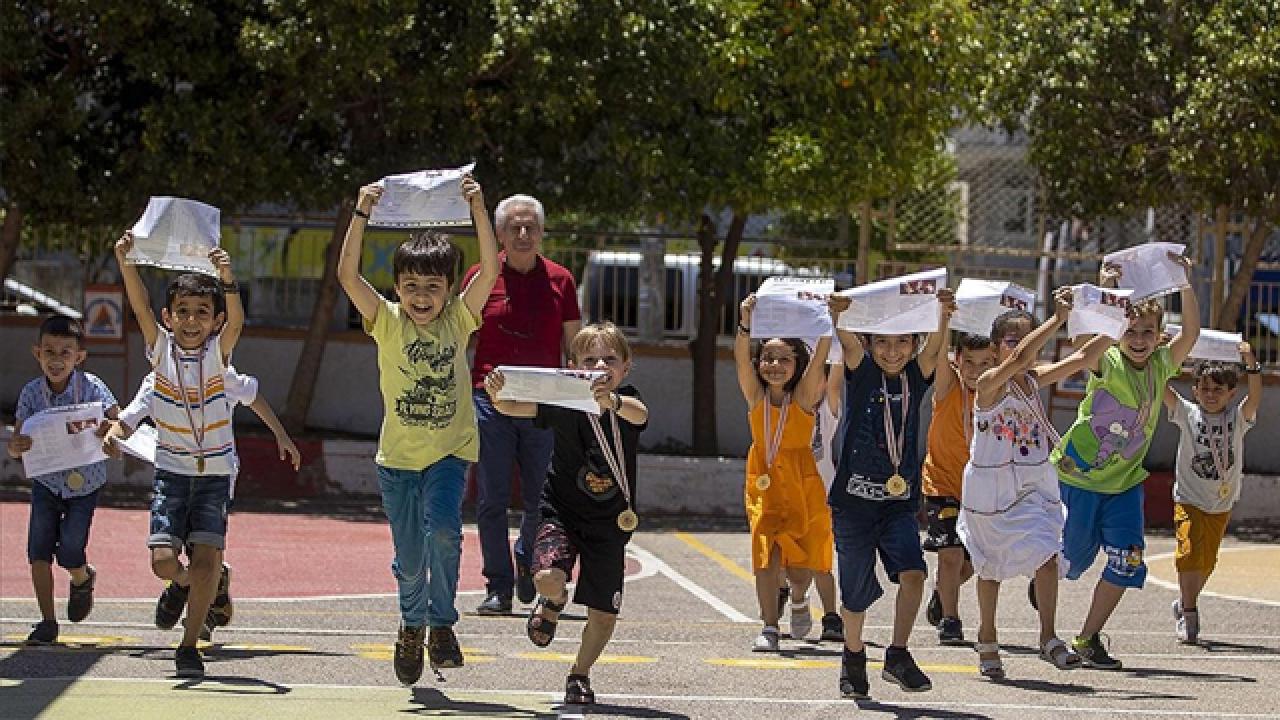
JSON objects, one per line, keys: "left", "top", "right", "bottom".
{"left": 881, "top": 373, "right": 910, "bottom": 477}
{"left": 762, "top": 393, "right": 791, "bottom": 471}
{"left": 1006, "top": 373, "right": 1062, "bottom": 448}
{"left": 171, "top": 338, "right": 208, "bottom": 467}
{"left": 587, "top": 408, "right": 631, "bottom": 511}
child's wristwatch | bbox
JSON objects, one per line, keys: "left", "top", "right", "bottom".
{"left": 1245, "top": 363, "right": 1263, "bottom": 374}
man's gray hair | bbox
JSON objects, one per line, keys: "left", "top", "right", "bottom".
{"left": 494, "top": 194, "right": 545, "bottom": 231}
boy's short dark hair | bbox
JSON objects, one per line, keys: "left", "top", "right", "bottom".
{"left": 1194, "top": 361, "right": 1240, "bottom": 389}
{"left": 955, "top": 332, "right": 993, "bottom": 353}
{"left": 394, "top": 231, "right": 462, "bottom": 287}
{"left": 38, "top": 315, "right": 84, "bottom": 345}
{"left": 990, "top": 309, "right": 1035, "bottom": 345}
{"left": 751, "top": 337, "right": 812, "bottom": 395}
{"left": 165, "top": 273, "right": 226, "bottom": 316}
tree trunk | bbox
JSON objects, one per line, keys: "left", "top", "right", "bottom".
{"left": 282, "top": 200, "right": 353, "bottom": 434}
{"left": 1215, "top": 216, "right": 1271, "bottom": 331}
{"left": 689, "top": 211, "right": 747, "bottom": 456}
{"left": 0, "top": 203, "right": 24, "bottom": 284}
{"left": 856, "top": 201, "right": 872, "bottom": 283}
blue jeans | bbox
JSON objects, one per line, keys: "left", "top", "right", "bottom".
{"left": 473, "top": 390, "right": 554, "bottom": 597}
{"left": 148, "top": 470, "right": 232, "bottom": 551}
{"left": 28, "top": 483, "right": 99, "bottom": 568}
{"left": 378, "top": 456, "right": 467, "bottom": 628}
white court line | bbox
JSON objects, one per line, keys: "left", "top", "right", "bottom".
{"left": 626, "top": 542, "right": 754, "bottom": 624}
{"left": 1146, "top": 547, "right": 1280, "bottom": 609}
{"left": 7, "top": 677, "right": 1278, "bottom": 718}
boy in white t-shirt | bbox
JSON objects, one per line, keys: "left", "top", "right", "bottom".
{"left": 1161, "top": 342, "right": 1261, "bottom": 644}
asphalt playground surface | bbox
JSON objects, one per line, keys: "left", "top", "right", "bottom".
{"left": 2, "top": 500, "right": 1279, "bottom": 719}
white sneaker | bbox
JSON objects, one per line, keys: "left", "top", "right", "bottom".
{"left": 790, "top": 600, "right": 813, "bottom": 640}
{"left": 1177, "top": 609, "right": 1200, "bottom": 644}
{"left": 752, "top": 626, "right": 780, "bottom": 652}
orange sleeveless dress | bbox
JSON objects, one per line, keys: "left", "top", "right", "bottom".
{"left": 744, "top": 398, "right": 833, "bottom": 572}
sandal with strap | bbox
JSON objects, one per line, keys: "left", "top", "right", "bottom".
{"left": 564, "top": 674, "right": 595, "bottom": 704}
{"left": 1040, "top": 636, "right": 1082, "bottom": 670}
{"left": 974, "top": 641, "right": 1005, "bottom": 679}
{"left": 526, "top": 595, "right": 565, "bottom": 648}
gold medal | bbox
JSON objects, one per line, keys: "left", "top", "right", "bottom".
{"left": 1218, "top": 481, "right": 1231, "bottom": 500}
{"left": 197, "top": 457, "right": 206, "bottom": 473}
{"left": 66, "top": 471, "right": 85, "bottom": 491}
{"left": 755, "top": 473, "right": 772, "bottom": 491}
{"left": 617, "top": 509, "right": 639, "bottom": 532}
{"left": 886, "top": 473, "right": 908, "bottom": 497}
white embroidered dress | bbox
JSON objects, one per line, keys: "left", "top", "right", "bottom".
{"left": 957, "top": 375, "right": 1065, "bottom": 581}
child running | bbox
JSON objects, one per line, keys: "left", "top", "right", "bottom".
{"left": 483, "top": 322, "right": 648, "bottom": 706}
{"left": 1050, "top": 254, "right": 1199, "bottom": 668}
{"left": 920, "top": 331, "right": 994, "bottom": 645}
{"left": 734, "top": 294, "right": 841, "bottom": 652}
{"left": 830, "top": 285, "right": 954, "bottom": 698}
{"left": 958, "top": 289, "right": 1111, "bottom": 678}
{"left": 1162, "top": 344, "right": 1260, "bottom": 644}
{"left": 111, "top": 235, "right": 243, "bottom": 678}
{"left": 336, "top": 174, "right": 498, "bottom": 685}
{"left": 9, "top": 315, "right": 119, "bottom": 644}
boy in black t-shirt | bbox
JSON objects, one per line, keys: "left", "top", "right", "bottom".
{"left": 483, "top": 322, "right": 648, "bottom": 706}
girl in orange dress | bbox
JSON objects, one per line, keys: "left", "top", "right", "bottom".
{"left": 734, "top": 292, "right": 846, "bottom": 652}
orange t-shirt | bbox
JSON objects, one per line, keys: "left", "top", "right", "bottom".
{"left": 921, "top": 374, "right": 972, "bottom": 499}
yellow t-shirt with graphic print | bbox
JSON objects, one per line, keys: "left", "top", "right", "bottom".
{"left": 365, "top": 295, "right": 481, "bottom": 470}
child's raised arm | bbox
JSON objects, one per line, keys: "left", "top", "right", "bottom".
{"left": 734, "top": 295, "right": 764, "bottom": 408}
{"left": 1166, "top": 253, "right": 1201, "bottom": 366}
{"left": 1162, "top": 385, "right": 1182, "bottom": 414}
{"left": 210, "top": 247, "right": 243, "bottom": 362}
{"left": 825, "top": 361, "right": 845, "bottom": 418}
{"left": 1034, "top": 332, "right": 1114, "bottom": 389}
{"left": 337, "top": 184, "right": 386, "bottom": 324}
{"left": 460, "top": 175, "right": 500, "bottom": 320}
{"left": 794, "top": 296, "right": 845, "bottom": 412}
{"left": 833, "top": 293, "right": 865, "bottom": 372}
{"left": 976, "top": 286, "right": 1072, "bottom": 407}
{"left": 482, "top": 368, "right": 537, "bottom": 418}
{"left": 917, "top": 286, "right": 956, "bottom": 380}
{"left": 1240, "top": 342, "right": 1262, "bottom": 424}
{"left": 114, "top": 231, "right": 160, "bottom": 350}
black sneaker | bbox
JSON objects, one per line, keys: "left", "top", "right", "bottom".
{"left": 882, "top": 648, "right": 932, "bottom": 692}
{"left": 208, "top": 563, "right": 233, "bottom": 627}
{"left": 516, "top": 564, "right": 536, "bottom": 605}
{"left": 25, "top": 619, "right": 58, "bottom": 645}
{"left": 937, "top": 616, "right": 965, "bottom": 646}
{"left": 1072, "top": 633, "right": 1122, "bottom": 670}
{"left": 476, "top": 592, "right": 512, "bottom": 616}
{"left": 155, "top": 581, "right": 190, "bottom": 630}
{"left": 820, "top": 612, "right": 845, "bottom": 643}
{"left": 925, "top": 588, "right": 943, "bottom": 627}
{"left": 67, "top": 565, "right": 96, "bottom": 623}
{"left": 393, "top": 625, "right": 426, "bottom": 686}
{"left": 1027, "top": 580, "right": 1038, "bottom": 610}
{"left": 428, "top": 626, "right": 464, "bottom": 669}
{"left": 174, "top": 645, "right": 205, "bottom": 679}
{"left": 839, "top": 648, "right": 869, "bottom": 699}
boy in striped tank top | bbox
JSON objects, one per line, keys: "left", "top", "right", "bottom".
{"left": 109, "top": 231, "right": 244, "bottom": 679}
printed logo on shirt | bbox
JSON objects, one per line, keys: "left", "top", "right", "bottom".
{"left": 578, "top": 467, "right": 620, "bottom": 501}
{"left": 395, "top": 339, "right": 458, "bottom": 429}
{"left": 1190, "top": 419, "right": 1235, "bottom": 480}
{"left": 845, "top": 472, "right": 898, "bottom": 502}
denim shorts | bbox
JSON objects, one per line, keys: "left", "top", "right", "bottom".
{"left": 28, "top": 482, "right": 100, "bottom": 568}
{"left": 148, "top": 469, "right": 232, "bottom": 551}
{"left": 832, "top": 504, "right": 927, "bottom": 613}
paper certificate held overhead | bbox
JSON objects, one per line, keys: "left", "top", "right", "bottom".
{"left": 1165, "top": 324, "right": 1243, "bottom": 363}
{"left": 951, "top": 279, "right": 1036, "bottom": 337}
{"left": 127, "top": 197, "right": 221, "bottom": 276}
{"left": 19, "top": 402, "right": 108, "bottom": 478}
{"left": 368, "top": 162, "right": 477, "bottom": 228}
{"left": 495, "top": 366, "right": 607, "bottom": 415}
{"left": 836, "top": 268, "right": 946, "bottom": 335}
{"left": 1103, "top": 242, "right": 1189, "bottom": 301}
{"left": 1067, "top": 284, "right": 1133, "bottom": 340}
{"left": 119, "top": 423, "right": 158, "bottom": 464}
{"left": 751, "top": 276, "right": 835, "bottom": 339}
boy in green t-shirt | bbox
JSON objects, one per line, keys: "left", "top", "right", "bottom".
{"left": 337, "top": 174, "right": 499, "bottom": 686}
{"left": 1048, "top": 253, "right": 1199, "bottom": 670}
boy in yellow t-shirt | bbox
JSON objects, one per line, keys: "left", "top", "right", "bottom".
{"left": 337, "top": 174, "right": 499, "bottom": 686}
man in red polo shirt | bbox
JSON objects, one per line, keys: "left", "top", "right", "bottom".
{"left": 465, "top": 194, "right": 582, "bottom": 614}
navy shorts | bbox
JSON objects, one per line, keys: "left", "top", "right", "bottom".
{"left": 27, "top": 483, "right": 99, "bottom": 568}
{"left": 149, "top": 469, "right": 232, "bottom": 551}
{"left": 832, "top": 504, "right": 927, "bottom": 612}
{"left": 922, "top": 495, "right": 968, "bottom": 553}
{"left": 1061, "top": 481, "right": 1146, "bottom": 588}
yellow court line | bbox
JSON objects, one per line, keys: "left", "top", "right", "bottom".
{"left": 515, "top": 651, "right": 657, "bottom": 664}
{"left": 674, "top": 532, "right": 756, "bottom": 583}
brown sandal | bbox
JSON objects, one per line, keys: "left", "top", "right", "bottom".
{"left": 526, "top": 594, "right": 565, "bottom": 647}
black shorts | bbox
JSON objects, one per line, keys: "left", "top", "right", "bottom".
{"left": 532, "top": 520, "right": 628, "bottom": 614}
{"left": 922, "top": 496, "right": 968, "bottom": 553}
